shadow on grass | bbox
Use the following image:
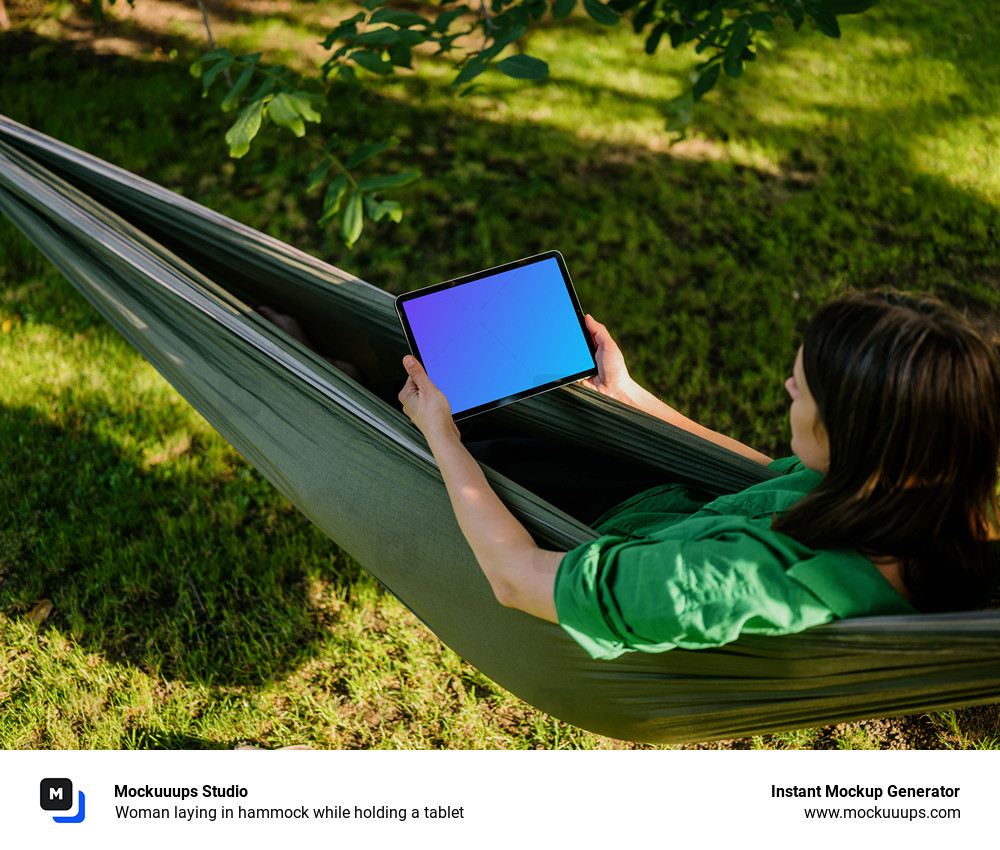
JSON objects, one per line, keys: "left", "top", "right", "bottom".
{"left": 2, "top": 13, "right": 999, "bottom": 500}
{"left": 0, "top": 402, "right": 362, "bottom": 689}
{"left": 2, "top": 16, "right": 997, "bottom": 410}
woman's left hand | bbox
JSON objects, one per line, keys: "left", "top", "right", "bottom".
{"left": 398, "top": 356, "right": 560, "bottom": 622}
{"left": 579, "top": 314, "right": 639, "bottom": 405}
{"left": 398, "top": 356, "right": 460, "bottom": 442}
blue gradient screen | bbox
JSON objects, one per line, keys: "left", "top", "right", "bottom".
{"left": 399, "top": 256, "right": 595, "bottom": 417}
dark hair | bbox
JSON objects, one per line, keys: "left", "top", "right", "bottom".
{"left": 772, "top": 291, "right": 1000, "bottom": 612}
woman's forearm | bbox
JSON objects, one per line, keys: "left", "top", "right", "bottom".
{"left": 424, "top": 428, "right": 562, "bottom": 622}
{"left": 397, "top": 355, "right": 561, "bottom": 621}
{"left": 619, "top": 379, "right": 772, "bottom": 465}
{"left": 583, "top": 316, "right": 771, "bottom": 465}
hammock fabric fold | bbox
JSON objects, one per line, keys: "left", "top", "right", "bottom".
{"left": 2, "top": 114, "right": 998, "bottom": 745}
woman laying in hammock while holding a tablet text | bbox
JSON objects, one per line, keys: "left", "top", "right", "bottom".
{"left": 398, "top": 291, "right": 1000, "bottom": 659}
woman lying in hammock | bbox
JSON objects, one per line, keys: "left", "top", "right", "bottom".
{"left": 398, "top": 291, "right": 1000, "bottom": 659}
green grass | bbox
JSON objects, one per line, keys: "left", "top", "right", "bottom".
{"left": 924, "top": 709, "right": 1000, "bottom": 751}
{"left": 1, "top": 0, "right": 999, "bottom": 749}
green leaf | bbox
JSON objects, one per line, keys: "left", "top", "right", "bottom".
{"left": 434, "top": 9, "right": 464, "bottom": 32}
{"left": 356, "top": 170, "right": 421, "bottom": 192}
{"left": 583, "top": 0, "right": 619, "bottom": 25}
{"left": 307, "top": 160, "right": 334, "bottom": 193}
{"left": 266, "top": 92, "right": 305, "bottom": 137}
{"left": 190, "top": 47, "right": 231, "bottom": 78}
{"left": 362, "top": 0, "right": 384, "bottom": 10}
{"left": 693, "top": 62, "right": 720, "bottom": 99}
{"left": 807, "top": 5, "right": 842, "bottom": 37}
{"left": 321, "top": 15, "right": 365, "bottom": 49}
{"left": 453, "top": 55, "right": 491, "bottom": 87}
{"left": 318, "top": 175, "right": 349, "bottom": 226}
{"left": 507, "top": 6, "right": 531, "bottom": 28}
{"left": 726, "top": 19, "right": 751, "bottom": 62}
{"left": 631, "top": 0, "right": 655, "bottom": 33}
{"left": 286, "top": 91, "right": 324, "bottom": 124}
{"left": 388, "top": 44, "right": 413, "bottom": 68}
{"left": 220, "top": 63, "right": 255, "bottom": 112}
{"left": 225, "top": 99, "right": 265, "bottom": 158}
{"left": 746, "top": 12, "right": 775, "bottom": 31}
{"left": 551, "top": 0, "right": 576, "bottom": 19}
{"left": 356, "top": 27, "right": 403, "bottom": 46}
{"left": 345, "top": 136, "right": 398, "bottom": 169}
{"left": 350, "top": 50, "right": 395, "bottom": 75}
{"left": 364, "top": 196, "right": 403, "bottom": 223}
{"left": 723, "top": 53, "right": 743, "bottom": 79}
{"left": 201, "top": 55, "right": 235, "bottom": 96}
{"left": 645, "top": 21, "right": 666, "bottom": 53}
{"left": 482, "top": 26, "right": 528, "bottom": 61}
{"left": 496, "top": 54, "right": 549, "bottom": 81}
{"left": 369, "top": 9, "right": 428, "bottom": 27}
{"left": 822, "top": 0, "right": 877, "bottom": 13}
{"left": 341, "top": 190, "right": 364, "bottom": 247}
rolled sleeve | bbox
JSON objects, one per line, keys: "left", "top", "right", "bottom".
{"left": 554, "top": 519, "right": 838, "bottom": 659}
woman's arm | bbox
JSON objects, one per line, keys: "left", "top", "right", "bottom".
{"left": 581, "top": 315, "right": 772, "bottom": 466}
{"left": 398, "top": 356, "right": 563, "bottom": 622}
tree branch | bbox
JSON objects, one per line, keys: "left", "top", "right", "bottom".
{"left": 196, "top": 0, "right": 232, "bottom": 84}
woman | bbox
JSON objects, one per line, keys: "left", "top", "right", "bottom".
{"left": 398, "top": 292, "right": 1000, "bottom": 659}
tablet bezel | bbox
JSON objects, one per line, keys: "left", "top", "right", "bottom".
{"left": 394, "top": 250, "right": 597, "bottom": 420}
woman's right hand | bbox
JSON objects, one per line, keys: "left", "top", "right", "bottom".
{"left": 398, "top": 355, "right": 461, "bottom": 444}
{"left": 580, "top": 315, "right": 639, "bottom": 405}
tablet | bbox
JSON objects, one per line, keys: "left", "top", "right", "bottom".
{"left": 395, "top": 251, "right": 597, "bottom": 419}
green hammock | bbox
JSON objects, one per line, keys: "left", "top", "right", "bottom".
{"left": 2, "top": 114, "right": 998, "bottom": 745}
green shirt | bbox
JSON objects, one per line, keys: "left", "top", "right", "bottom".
{"left": 554, "top": 457, "right": 916, "bottom": 659}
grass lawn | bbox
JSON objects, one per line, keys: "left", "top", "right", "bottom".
{"left": 1, "top": 0, "right": 998, "bottom": 749}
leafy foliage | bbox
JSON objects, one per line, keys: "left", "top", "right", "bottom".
{"left": 192, "top": 0, "right": 878, "bottom": 245}
{"left": 609, "top": 0, "right": 878, "bottom": 130}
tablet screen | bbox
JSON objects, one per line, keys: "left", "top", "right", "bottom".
{"left": 395, "top": 251, "right": 597, "bottom": 419}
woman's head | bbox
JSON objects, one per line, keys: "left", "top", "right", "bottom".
{"left": 801, "top": 292, "right": 1000, "bottom": 494}
{"left": 775, "top": 291, "right": 1000, "bottom": 611}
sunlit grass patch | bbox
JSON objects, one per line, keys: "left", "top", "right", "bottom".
{"left": 2, "top": 0, "right": 999, "bottom": 751}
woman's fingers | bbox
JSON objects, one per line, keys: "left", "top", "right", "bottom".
{"left": 398, "top": 356, "right": 456, "bottom": 436}
{"left": 587, "top": 314, "right": 622, "bottom": 354}
{"left": 402, "top": 354, "right": 426, "bottom": 381}
{"left": 584, "top": 313, "right": 604, "bottom": 343}
{"left": 398, "top": 357, "right": 424, "bottom": 400}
